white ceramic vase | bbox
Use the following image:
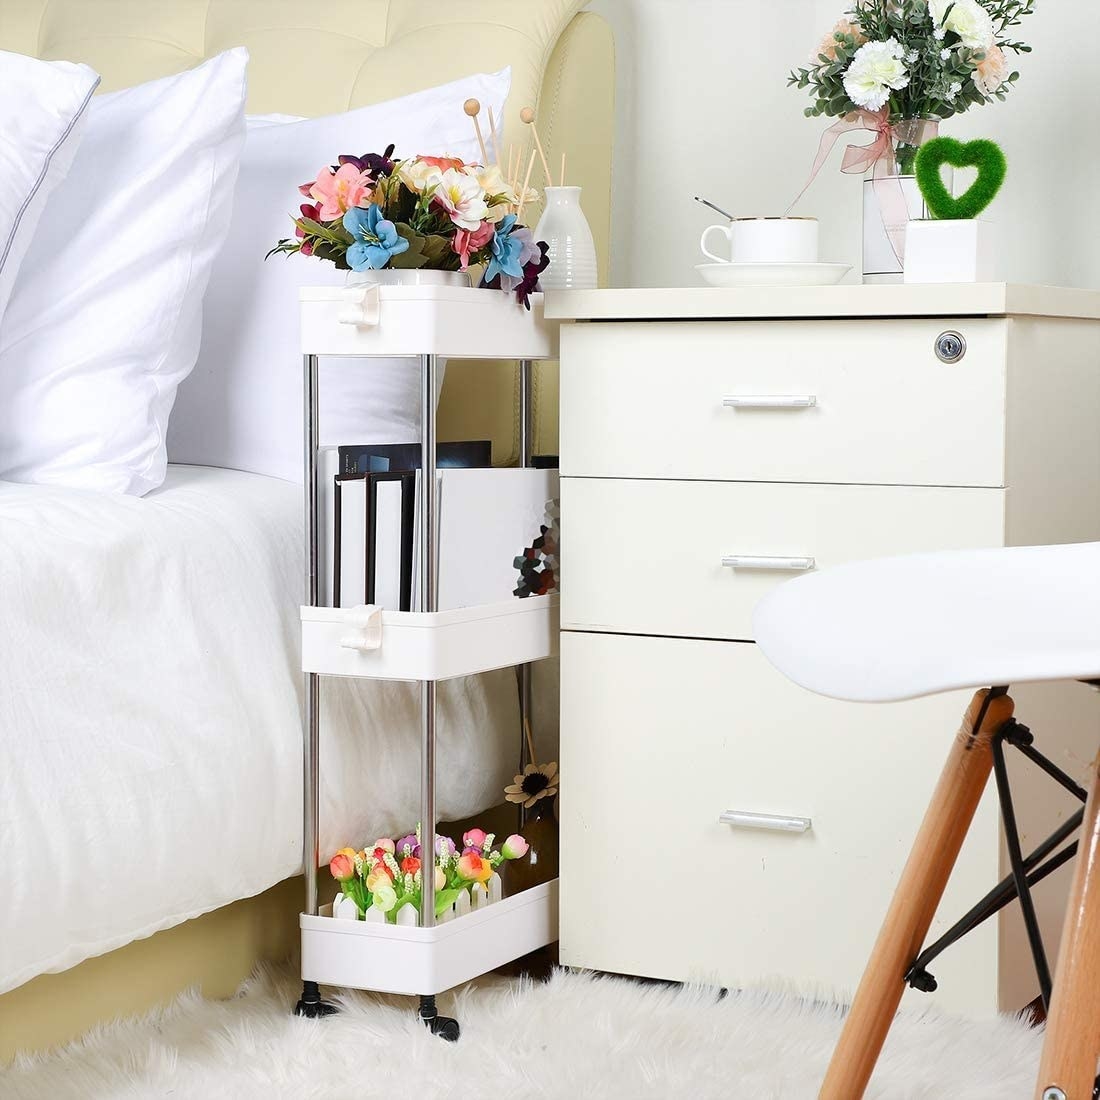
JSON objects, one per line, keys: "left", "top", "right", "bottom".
{"left": 534, "top": 186, "right": 597, "bottom": 290}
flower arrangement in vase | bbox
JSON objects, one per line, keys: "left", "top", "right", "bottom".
{"left": 788, "top": 0, "right": 1033, "bottom": 277}
{"left": 328, "top": 827, "right": 529, "bottom": 923}
{"left": 268, "top": 135, "right": 550, "bottom": 307}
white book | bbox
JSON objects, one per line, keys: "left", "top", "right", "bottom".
{"left": 371, "top": 476, "right": 405, "bottom": 611}
{"left": 334, "top": 475, "right": 368, "bottom": 608}
{"left": 410, "top": 468, "right": 558, "bottom": 611}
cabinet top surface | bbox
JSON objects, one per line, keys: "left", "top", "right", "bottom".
{"left": 543, "top": 284, "right": 1100, "bottom": 322}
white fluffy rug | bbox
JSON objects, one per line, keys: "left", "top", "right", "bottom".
{"left": 2, "top": 965, "right": 1043, "bottom": 1099}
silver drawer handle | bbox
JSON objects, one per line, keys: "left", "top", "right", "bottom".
{"left": 720, "top": 810, "right": 812, "bottom": 834}
{"left": 722, "top": 555, "right": 816, "bottom": 571}
{"left": 722, "top": 394, "right": 817, "bottom": 408}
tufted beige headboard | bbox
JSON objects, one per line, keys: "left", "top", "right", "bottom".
{"left": 0, "top": 0, "right": 614, "bottom": 462}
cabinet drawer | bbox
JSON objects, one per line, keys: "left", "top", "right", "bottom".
{"left": 559, "top": 632, "right": 1000, "bottom": 1013}
{"left": 561, "top": 478, "right": 1004, "bottom": 641}
{"left": 560, "top": 319, "right": 1007, "bottom": 487}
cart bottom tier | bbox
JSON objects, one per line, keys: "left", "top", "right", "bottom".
{"left": 301, "top": 879, "right": 558, "bottom": 996}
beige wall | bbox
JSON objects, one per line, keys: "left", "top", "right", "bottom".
{"left": 591, "top": 0, "right": 1100, "bottom": 290}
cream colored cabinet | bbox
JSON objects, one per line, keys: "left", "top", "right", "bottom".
{"left": 549, "top": 285, "right": 1100, "bottom": 1016}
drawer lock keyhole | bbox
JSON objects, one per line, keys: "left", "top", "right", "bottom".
{"left": 935, "top": 330, "right": 967, "bottom": 363}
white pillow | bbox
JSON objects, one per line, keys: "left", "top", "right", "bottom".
{"left": 167, "top": 68, "right": 511, "bottom": 484}
{"left": 0, "top": 49, "right": 248, "bottom": 495}
{"left": 0, "top": 52, "right": 99, "bottom": 326}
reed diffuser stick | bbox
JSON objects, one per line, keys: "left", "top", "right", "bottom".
{"left": 487, "top": 105, "right": 499, "bottom": 166}
{"left": 516, "top": 149, "right": 537, "bottom": 222}
{"left": 463, "top": 98, "right": 489, "bottom": 164}
{"left": 519, "top": 107, "right": 553, "bottom": 189}
{"left": 560, "top": 152, "right": 566, "bottom": 188}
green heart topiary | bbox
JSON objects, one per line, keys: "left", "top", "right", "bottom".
{"left": 914, "top": 137, "right": 1008, "bottom": 221}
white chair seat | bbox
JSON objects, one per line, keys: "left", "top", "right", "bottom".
{"left": 752, "top": 542, "right": 1100, "bottom": 703}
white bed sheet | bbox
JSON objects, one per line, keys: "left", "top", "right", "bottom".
{"left": 0, "top": 464, "right": 519, "bottom": 994}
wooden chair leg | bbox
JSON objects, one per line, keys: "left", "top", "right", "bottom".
{"left": 819, "top": 688, "right": 1015, "bottom": 1100}
{"left": 1034, "top": 756, "right": 1100, "bottom": 1100}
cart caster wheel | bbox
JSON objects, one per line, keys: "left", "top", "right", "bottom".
{"left": 419, "top": 995, "right": 460, "bottom": 1041}
{"left": 426, "top": 1014, "right": 460, "bottom": 1041}
{"left": 294, "top": 981, "right": 338, "bottom": 1019}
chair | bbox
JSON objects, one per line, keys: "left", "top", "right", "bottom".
{"left": 752, "top": 541, "right": 1100, "bottom": 1100}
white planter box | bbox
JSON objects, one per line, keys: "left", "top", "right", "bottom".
{"left": 301, "top": 880, "right": 559, "bottom": 996}
{"left": 301, "top": 595, "right": 559, "bottom": 681}
{"left": 299, "top": 286, "right": 557, "bottom": 358}
{"left": 904, "top": 219, "right": 999, "bottom": 284}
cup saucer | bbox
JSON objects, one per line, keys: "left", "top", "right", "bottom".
{"left": 695, "top": 261, "right": 851, "bottom": 288}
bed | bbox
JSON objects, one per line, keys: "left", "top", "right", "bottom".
{"left": 0, "top": 0, "right": 613, "bottom": 1059}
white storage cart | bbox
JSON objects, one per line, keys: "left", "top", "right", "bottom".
{"left": 294, "top": 283, "right": 560, "bottom": 1039}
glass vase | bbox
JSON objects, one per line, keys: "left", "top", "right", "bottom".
{"left": 862, "top": 119, "right": 947, "bottom": 285}
{"left": 503, "top": 798, "right": 559, "bottom": 896}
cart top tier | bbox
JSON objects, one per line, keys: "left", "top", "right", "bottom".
{"left": 300, "top": 285, "right": 558, "bottom": 359}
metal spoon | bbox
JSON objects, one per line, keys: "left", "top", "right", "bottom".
{"left": 694, "top": 195, "right": 735, "bottom": 221}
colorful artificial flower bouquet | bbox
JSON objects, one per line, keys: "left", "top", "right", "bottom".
{"left": 268, "top": 145, "right": 550, "bottom": 308}
{"left": 790, "top": 0, "right": 1034, "bottom": 173}
{"left": 329, "top": 827, "right": 529, "bottom": 923}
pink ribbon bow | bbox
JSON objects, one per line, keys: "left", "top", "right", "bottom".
{"left": 788, "top": 108, "right": 938, "bottom": 264}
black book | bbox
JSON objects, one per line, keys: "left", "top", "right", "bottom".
{"left": 339, "top": 440, "right": 491, "bottom": 476}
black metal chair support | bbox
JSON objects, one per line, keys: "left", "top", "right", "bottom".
{"left": 904, "top": 713, "right": 1088, "bottom": 1012}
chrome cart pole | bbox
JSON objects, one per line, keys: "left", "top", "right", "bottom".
{"left": 303, "top": 352, "right": 321, "bottom": 916}
{"left": 417, "top": 352, "right": 458, "bottom": 1041}
{"left": 517, "top": 360, "right": 534, "bottom": 823}
{"left": 296, "top": 353, "right": 335, "bottom": 1018}
{"left": 419, "top": 352, "right": 439, "bottom": 931}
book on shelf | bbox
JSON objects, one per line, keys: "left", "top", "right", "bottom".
{"left": 366, "top": 470, "right": 414, "bottom": 612}
{"left": 320, "top": 441, "right": 492, "bottom": 609}
{"left": 339, "top": 440, "right": 490, "bottom": 476}
{"left": 332, "top": 473, "right": 368, "bottom": 608}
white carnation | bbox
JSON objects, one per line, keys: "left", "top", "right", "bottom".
{"left": 843, "top": 38, "right": 910, "bottom": 111}
{"left": 930, "top": 0, "right": 995, "bottom": 50}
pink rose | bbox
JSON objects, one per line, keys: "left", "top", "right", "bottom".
{"left": 453, "top": 221, "right": 495, "bottom": 270}
{"left": 462, "top": 828, "right": 488, "bottom": 850}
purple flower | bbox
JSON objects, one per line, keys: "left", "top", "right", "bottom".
{"left": 338, "top": 144, "right": 396, "bottom": 179}
{"left": 483, "top": 239, "right": 550, "bottom": 309}
{"left": 435, "top": 834, "right": 456, "bottom": 858}
{"left": 395, "top": 833, "right": 421, "bottom": 859}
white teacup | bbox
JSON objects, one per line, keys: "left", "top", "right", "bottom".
{"left": 700, "top": 216, "right": 819, "bottom": 264}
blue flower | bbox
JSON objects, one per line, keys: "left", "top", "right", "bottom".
{"left": 343, "top": 203, "right": 409, "bottom": 270}
{"left": 484, "top": 214, "right": 527, "bottom": 284}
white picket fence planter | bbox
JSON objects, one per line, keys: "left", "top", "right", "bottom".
{"left": 331, "top": 873, "right": 504, "bottom": 926}
{"left": 302, "top": 879, "right": 558, "bottom": 996}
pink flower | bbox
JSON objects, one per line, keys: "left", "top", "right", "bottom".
{"left": 453, "top": 221, "right": 495, "bottom": 270}
{"left": 299, "top": 163, "right": 373, "bottom": 220}
{"left": 419, "top": 154, "right": 466, "bottom": 172}
{"left": 462, "top": 828, "right": 488, "bottom": 850}
{"left": 431, "top": 167, "right": 488, "bottom": 231}
{"left": 973, "top": 44, "right": 1008, "bottom": 95}
{"left": 372, "top": 838, "right": 396, "bottom": 854}
{"left": 501, "top": 834, "right": 529, "bottom": 860}
{"left": 813, "top": 17, "right": 865, "bottom": 62}
{"left": 456, "top": 851, "right": 492, "bottom": 884}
